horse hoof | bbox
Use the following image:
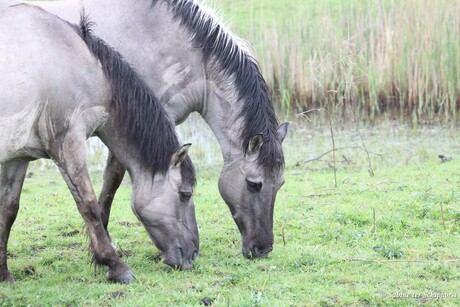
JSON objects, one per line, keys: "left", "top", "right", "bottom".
{"left": 117, "top": 271, "right": 136, "bottom": 284}
{"left": 107, "top": 268, "right": 136, "bottom": 284}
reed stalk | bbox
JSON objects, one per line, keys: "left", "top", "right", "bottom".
{"left": 219, "top": 0, "right": 460, "bottom": 124}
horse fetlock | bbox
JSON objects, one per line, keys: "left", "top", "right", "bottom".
{"left": 0, "top": 270, "right": 15, "bottom": 283}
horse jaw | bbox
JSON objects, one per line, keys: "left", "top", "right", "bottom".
{"left": 218, "top": 155, "right": 283, "bottom": 258}
{"left": 128, "top": 158, "right": 199, "bottom": 270}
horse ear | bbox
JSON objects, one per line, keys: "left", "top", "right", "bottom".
{"left": 248, "top": 134, "right": 264, "bottom": 153}
{"left": 277, "top": 122, "right": 289, "bottom": 143}
{"left": 171, "top": 143, "right": 192, "bottom": 167}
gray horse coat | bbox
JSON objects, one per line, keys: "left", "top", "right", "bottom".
{"left": 0, "top": 4, "right": 198, "bottom": 283}
{"left": 28, "top": 0, "right": 289, "bottom": 258}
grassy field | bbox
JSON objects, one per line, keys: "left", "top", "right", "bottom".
{"left": 0, "top": 121, "right": 459, "bottom": 306}
{"left": 1, "top": 0, "right": 459, "bottom": 306}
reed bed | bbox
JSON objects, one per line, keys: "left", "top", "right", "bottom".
{"left": 213, "top": 0, "right": 460, "bottom": 124}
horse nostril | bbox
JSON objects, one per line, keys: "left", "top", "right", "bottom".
{"left": 253, "top": 246, "right": 261, "bottom": 257}
{"left": 264, "top": 246, "right": 273, "bottom": 256}
{"left": 191, "top": 250, "right": 198, "bottom": 261}
{"left": 182, "top": 261, "right": 193, "bottom": 270}
{"left": 251, "top": 245, "right": 273, "bottom": 258}
{"left": 177, "top": 247, "right": 184, "bottom": 264}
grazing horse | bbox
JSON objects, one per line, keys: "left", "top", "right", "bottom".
{"left": 0, "top": 4, "right": 198, "bottom": 283}
{"left": 30, "top": 0, "right": 289, "bottom": 258}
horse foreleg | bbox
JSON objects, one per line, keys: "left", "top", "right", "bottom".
{"left": 0, "top": 161, "right": 29, "bottom": 282}
{"left": 52, "top": 134, "right": 134, "bottom": 284}
{"left": 98, "top": 152, "right": 126, "bottom": 235}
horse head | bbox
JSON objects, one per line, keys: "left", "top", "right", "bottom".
{"left": 218, "top": 123, "right": 288, "bottom": 258}
{"left": 130, "top": 144, "right": 199, "bottom": 269}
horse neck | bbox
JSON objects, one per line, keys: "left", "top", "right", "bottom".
{"left": 97, "top": 120, "right": 153, "bottom": 188}
{"left": 35, "top": 0, "right": 245, "bottom": 161}
{"left": 200, "top": 67, "right": 247, "bottom": 161}
{"left": 83, "top": 0, "right": 244, "bottom": 161}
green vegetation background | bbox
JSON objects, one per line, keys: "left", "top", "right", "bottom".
{"left": 1, "top": 0, "right": 459, "bottom": 306}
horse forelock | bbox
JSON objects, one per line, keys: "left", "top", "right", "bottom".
{"left": 76, "top": 14, "right": 196, "bottom": 182}
{"left": 153, "top": 0, "right": 284, "bottom": 171}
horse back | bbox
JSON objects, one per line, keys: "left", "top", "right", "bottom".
{"left": 0, "top": 4, "right": 109, "bottom": 162}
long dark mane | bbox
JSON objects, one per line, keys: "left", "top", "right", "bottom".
{"left": 153, "top": 0, "right": 284, "bottom": 170}
{"left": 75, "top": 15, "right": 195, "bottom": 184}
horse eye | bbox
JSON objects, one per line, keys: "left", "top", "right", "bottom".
{"left": 246, "top": 180, "right": 262, "bottom": 192}
{"left": 179, "top": 191, "right": 192, "bottom": 202}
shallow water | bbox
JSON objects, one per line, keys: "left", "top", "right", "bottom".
{"left": 32, "top": 114, "right": 459, "bottom": 176}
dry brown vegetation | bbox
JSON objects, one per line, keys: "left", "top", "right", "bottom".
{"left": 217, "top": 0, "right": 460, "bottom": 124}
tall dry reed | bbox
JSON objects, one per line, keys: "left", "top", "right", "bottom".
{"left": 224, "top": 0, "right": 460, "bottom": 124}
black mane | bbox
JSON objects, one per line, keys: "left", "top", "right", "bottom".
{"left": 75, "top": 15, "right": 195, "bottom": 185}
{"left": 153, "top": 0, "right": 284, "bottom": 170}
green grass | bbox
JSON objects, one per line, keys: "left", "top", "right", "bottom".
{"left": 1, "top": 124, "right": 459, "bottom": 305}
{"left": 3, "top": 1, "right": 460, "bottom": 305}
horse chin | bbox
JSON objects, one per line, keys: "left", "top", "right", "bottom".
{"left": 161, "top": 246, "right": 198, "bottom": 270}
{"left": 141, "top": 223, "right": 198, "bottom": 269}
{"left": 162, "top": 255, "right": 193, "bottom": 271}
{"left": 242, "top": 241, "right": 273, "bottom": 259}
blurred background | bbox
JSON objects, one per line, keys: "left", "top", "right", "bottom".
{"left": 36, "top": 0, "right": 459, "bottom": 176}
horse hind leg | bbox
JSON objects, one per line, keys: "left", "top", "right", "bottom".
{"left": 51, "top": 131, "right": 135, "bottom": 284}
{"left": 0, "top": 161, "right": 29, "bottom": 283}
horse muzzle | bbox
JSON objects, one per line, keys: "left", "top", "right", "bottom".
{"left": 163, "top": 247, "right": 198, "bottom": 270}
{"left": 242, "top": 241, "right": 273, "bottom": 258}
